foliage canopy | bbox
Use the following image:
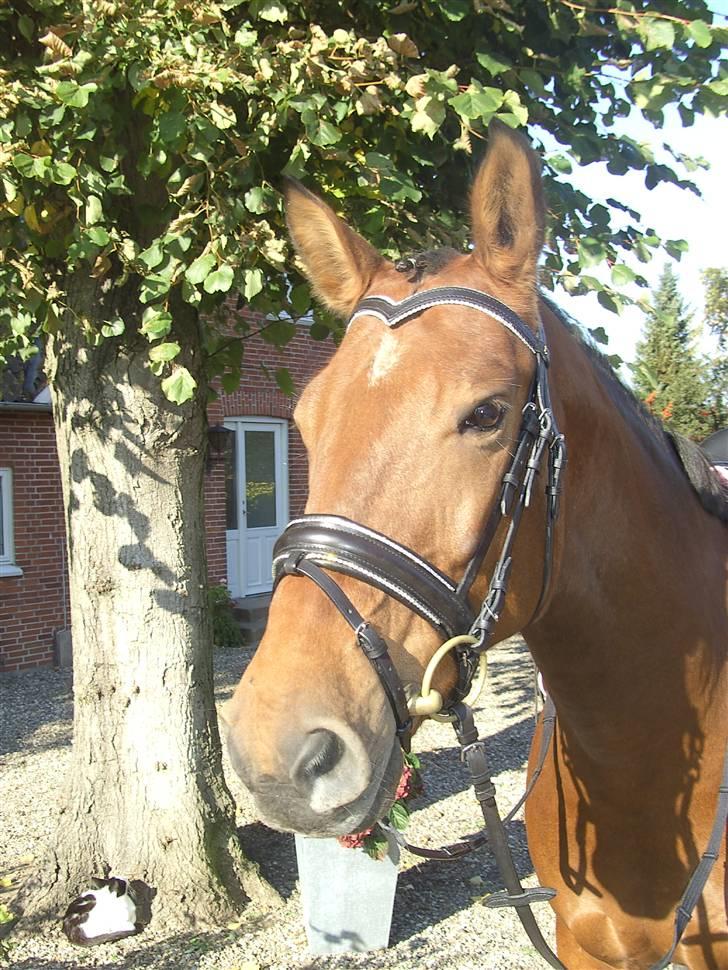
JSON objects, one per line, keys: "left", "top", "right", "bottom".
{"left": 1, "top": 0, "right": 727, "bottom": 401}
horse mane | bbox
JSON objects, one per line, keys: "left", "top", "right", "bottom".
{"left": 541, "top": 294, "right": 728, "bottom": 525}
{"left": 395, "top": 248, "right": 460, "bottom": 283}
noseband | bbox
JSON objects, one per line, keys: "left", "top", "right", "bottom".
{"left": 272, "top": 286, "right": 566, "bottom": 751}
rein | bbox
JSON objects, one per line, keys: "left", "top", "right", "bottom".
{"left": 271, "top": 286, "right": 728, "bottom": 970}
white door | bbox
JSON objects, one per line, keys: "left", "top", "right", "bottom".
{"left": 225, "top": 418, "right": 289, "bottom": 598}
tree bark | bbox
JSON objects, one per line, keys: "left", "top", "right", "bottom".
{"left": 19, "top": 274, "right": 277, "bottom": 930}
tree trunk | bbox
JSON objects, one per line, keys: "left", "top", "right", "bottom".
{"left": 19, "top": 274, "right": 277, "bottom": 930}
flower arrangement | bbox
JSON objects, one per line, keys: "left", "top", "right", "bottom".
{"left": 337, "top": 752, "right": 422, "bottom": 860}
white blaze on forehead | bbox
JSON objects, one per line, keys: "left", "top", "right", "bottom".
{"left": 368, "top": 327, "right": 402, "bottom": 386}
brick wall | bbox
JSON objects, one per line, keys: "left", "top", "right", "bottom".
{"left": 204, "top": 321, "right": 334, "bottom": 586}
{"left": 0, "top": 324, "right": 335, "bottom": 671}
{"left": 0, "top": 409, "right": 69, "bottom": 671}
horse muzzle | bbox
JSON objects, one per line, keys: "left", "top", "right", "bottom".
{"left": 226, "top": 705, "right": 402, "bottom": 837}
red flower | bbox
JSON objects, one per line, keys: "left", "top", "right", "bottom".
{"left": 394, "top": 764, "right": 413, "bottom": 801}
{"left": 337, "top": 827, "right": 372, "bottom": 849}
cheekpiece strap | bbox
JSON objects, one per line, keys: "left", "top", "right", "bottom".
{"left": 349, "top": 286, "right": 548, "bottom": 362}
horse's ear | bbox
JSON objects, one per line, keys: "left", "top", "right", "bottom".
{"left": 284, "top": 178, "right": 384, "bottom": 318}
{"left": 470, "top": 119, "right": 545, "bottom": 291}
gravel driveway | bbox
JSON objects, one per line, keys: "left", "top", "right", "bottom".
{"left": 0, "top": 636, "right": 555, "bottom": 969}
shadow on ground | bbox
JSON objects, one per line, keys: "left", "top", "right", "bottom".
{"left": 391, "top": 818, "right": 535, "bottom": 945}
{"left": 237, "top": 822, "right": 298, "bottom": 899}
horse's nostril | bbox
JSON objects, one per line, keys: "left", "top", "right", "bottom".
{"left": 292, "top": 729, "right": 344, "bottom": 790}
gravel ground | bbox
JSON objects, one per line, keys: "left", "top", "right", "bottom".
{"left": 0, "top": 636, "right": 555, "bottom": 970}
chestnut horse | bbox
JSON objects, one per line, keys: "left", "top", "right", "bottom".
{"left": 226, "top": 122, "right": 728, "bottom": 969}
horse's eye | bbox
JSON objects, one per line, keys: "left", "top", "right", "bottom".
{"left": 461, "top": 400, "right": 504, "bottom": 433}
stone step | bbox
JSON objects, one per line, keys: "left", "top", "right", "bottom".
{"left": 232, "top": 593, "right": 271, "bottom": 645}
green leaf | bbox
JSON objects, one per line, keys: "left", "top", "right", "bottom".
{"left": 234, "top": 26, "right": 257, "bottom": 47}
{"left": 410, "top": 96, "right": 446, "bottom": 137}
{"left": 362, "top": 830, "right": 390, "bottom": 861}
{"left": 139, "top": 275, "right": 171, "bottom": 303}
{"left": 597, "top": 290, "right": 619, "bottom": 314}
{"left": 309, "top": 322, "right": 330, "bottom": 340}
{"left": 141, "top": 307, "right": 173, "bottom": 341}
{"left": 251, "top": 0, "right": 288, "bottom": 22}
{"left": 209, "top": 101, "right": 236, "bottom": 130}
{"left": 688, "top": 20, "right": 712, "bottom": 48}
{"left": 18, "top": 14, "right": 34, "bottom": 42}
{"left": 290, "top": 283, "right": 311, "bottom": 317}
{"left": 12, "top": 153, "right": 35, "bottom": 177}
{"left": 641, "top": 18, "right": 675, "bottom": 51}
{"left": 548, "top": 155, "right": 572, "bottom": 175}
{"left": 274, "top": 367, "right": 295, "bottom": 395}
{"left": 149, "top": 341, "right": 181, "bottom": 362}
{"left": 203, "top": 264, "right": 234, "bottom": 294}
{"left": 438, "top": 0, "right": 469, "bottom": 21}
{"left": 221, "top": 369, "right": 241, "bottom": 394}
{"left": 611, "top": 264, "right": 636, "bottom": 286}
{"left": 243, "top": 267, "right": 264, "bottom": 300}
{"left": 85, "top": 195, "right": 103, "bottom": 225}
{"left": 665, "top": 238, "right": 689, "bottom": 260}
{"left": 158, "top": 111, "right": 186, "bottom": 143}
{"left": 140, "top": 241, "right": 164, "bottom": 270}
{"left": 244, "top": 186, "right": 268, "bottom": 214}
{"left": 450, "top": 85, "right": 503, "bottom": 121}
{"left": 51, "top": 161, "right": 76, "bottom": 185}
{"left": 185, "top": 252, "right": 216, "bottom": 285}
{"left": 161, "top": 366, "right": 197, "bottom": 404}
{"left": 306, "top": 118, "right": 341, "bottom": 147}
{"left": 364, "top": 152, "right": 393, "bottom": 171}
{"left": 56, "top": 81, "right": 97, "bottom": 108}
{"left": 388, "top": 801, "right": 410, "bottom": 831}
{"left": 501, "top": 90, "right": 528, "bottom": 125}
{"left": 475, "top": 51, "right": 512, "bottom": 76}
{"left": 101, "top": 316, "right": 125, "bottom": 338}
{"left": 88, "top": 227, "right": 111, "bottom": 246}
{"left": 589, "top": 326, "right": 609, "bottom": 345}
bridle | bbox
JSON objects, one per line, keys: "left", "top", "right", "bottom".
{"left": 270, "top": 284, "right": 728, "bottom": 970}
{"left": 273, "top": 285, "right": 566, "bottom": 749}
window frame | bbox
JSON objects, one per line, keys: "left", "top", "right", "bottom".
{"left": 0, "top": 468, "right": 23, "bottom": 577}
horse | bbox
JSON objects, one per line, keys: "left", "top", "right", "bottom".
{"left": 225, "top": 119, "right": 728, "bottom": 970}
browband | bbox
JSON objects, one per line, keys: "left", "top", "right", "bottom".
{"left": 348, "top": 286, "right": 548, "bottom": 362}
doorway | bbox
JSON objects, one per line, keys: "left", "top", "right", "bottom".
{"left": 224, "top": 418, "right": 289, "bottom": 598}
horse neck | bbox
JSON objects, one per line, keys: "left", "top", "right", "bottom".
{"left": 524, "top": 306, "right": 727, "bottom": 769}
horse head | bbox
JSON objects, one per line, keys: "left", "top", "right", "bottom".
{"left": 225, "top": 120, "right": 557, "bottom": 837}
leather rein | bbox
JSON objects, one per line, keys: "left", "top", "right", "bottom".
{"left": 271, "top": 285, "right": 728, "bottom": 970}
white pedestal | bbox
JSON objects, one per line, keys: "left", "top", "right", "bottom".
{"left": 295, "top": 832, "right": 399, "bottom": 953}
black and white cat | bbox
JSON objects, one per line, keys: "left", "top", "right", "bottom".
{"left": 62, "top": 876, "right": 144, "bottom": 946}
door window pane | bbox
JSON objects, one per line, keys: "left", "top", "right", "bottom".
{"left": 245, "top": 430, "right": 276, "bottom": 528}
{"left": 225, "top": 431, "right": 238, "bottom": 531}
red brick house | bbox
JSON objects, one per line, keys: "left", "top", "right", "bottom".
{"left": 0, "top": 322, "right": 335, "bottom": 671}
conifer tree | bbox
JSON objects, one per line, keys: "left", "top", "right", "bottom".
{"left": 633, "top": 266, "right": 710, "bottom": 439}
{"left": 702, "top": 268, "right": 728, "bottom": 432}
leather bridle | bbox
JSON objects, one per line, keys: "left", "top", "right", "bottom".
{"left": 269, "top": 284, "right": 728, "bottom": 970}
{"left": 272, "top": 285, "right": 566, "bottom": 750}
